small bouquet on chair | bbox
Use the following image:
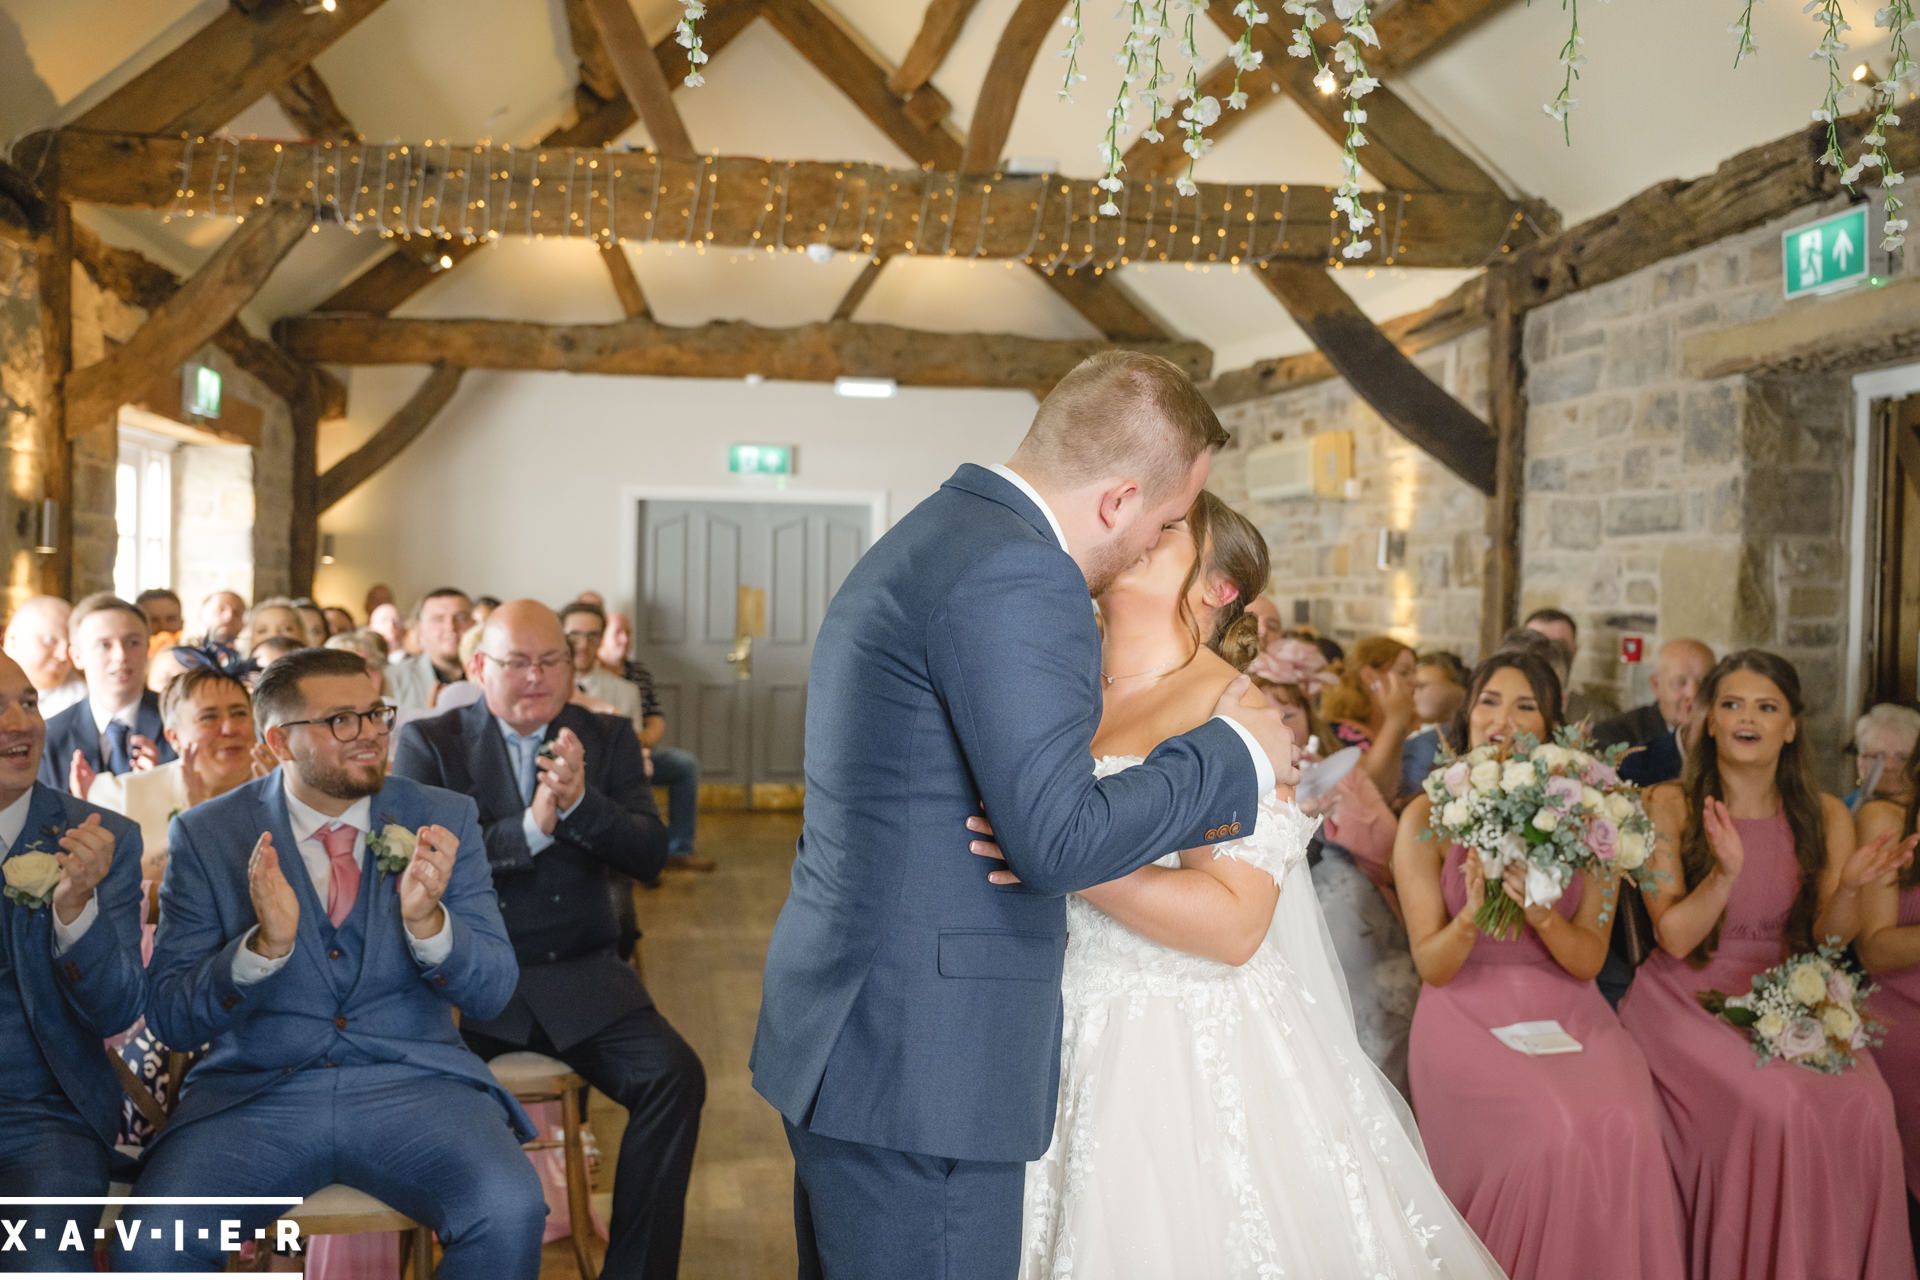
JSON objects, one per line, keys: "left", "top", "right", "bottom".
{"left": 1697, "top": 945, "right": 1883, "bottom": 1074}
{"left": 1422, "top": 729, "right": 1659, "bottom": 939}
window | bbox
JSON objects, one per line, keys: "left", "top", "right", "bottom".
{"left": 114, "top": 426, "right": 175, "bottom": 600}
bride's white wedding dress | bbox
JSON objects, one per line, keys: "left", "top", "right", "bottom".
{"left": 1019, "top": 757, "right": 1506, "bottom": 1279}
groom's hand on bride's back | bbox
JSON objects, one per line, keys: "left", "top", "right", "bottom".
{"left": 966, "top": 814, "right": 1022, "bottom": 887}
{"left": 1213, "top": 674, "right": 1302, "bottom": 792}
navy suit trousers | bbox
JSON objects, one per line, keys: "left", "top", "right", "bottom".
{"left": 786, "top": 1120, "right": 1023, "bottom": 1280}
{"left": 0, "top": 1106, "right": 110, "bottom": 1273}
{"left": 115, "top": 1067, "right": 545, "bottom": 1277}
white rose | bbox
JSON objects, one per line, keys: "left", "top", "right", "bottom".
{"left": 1, "top": 852, "right": 62, "bottom": 900}
{"left": 1440, "top": 800, "right": 1472, "bottom": 829}
{"left": 374, "top": 822, "right": 418, "bottom": 870}
{"left": 1616, "top": 829, "right": 1649, "bottom": 870}
{"left": 1502, "top": 761, "right": 1537, "bottom": 793}
{"left": 1821, "top": 1005, "right": 1860, "bottom": 1042}
{"left": 1604, "top": 793, "right": 1635, "bottom": 823}
{"left": 1580, "top": 786, "right": 1604, "bottom": 814}
{"left": 1756, "top": 1011, "right": 1787, "bottom": 1039}
{"left": 1469, "top": 760, "right": 1502, "bottom": 794}
{"left": 1532, "top": 807, "right": 1560, "bottom": 833}
{"left": 1537, "top": 744, "right": 1570, "bottom": 771}
{"left": 1787, "top": 964, "right": 1828, "bottom": 1006}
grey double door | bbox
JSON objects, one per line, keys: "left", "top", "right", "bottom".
{"left": 635, "top": 499, "right": 868, "bottom": 793}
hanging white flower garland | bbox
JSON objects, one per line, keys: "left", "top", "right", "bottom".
{"left": 675, "top": 0, "right": 709, "bottom": 87}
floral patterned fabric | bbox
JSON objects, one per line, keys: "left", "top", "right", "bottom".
{"left": 1018, "top": 757, "right": 1505, "bottom": 1280}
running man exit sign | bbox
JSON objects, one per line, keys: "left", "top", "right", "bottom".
{"left": 1782, "top": 206, "right": 1872, "bottom": 300}
{"left": 730, "top": 444, "right": 794, "bottom": 476}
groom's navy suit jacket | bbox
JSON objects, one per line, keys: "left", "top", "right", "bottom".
{"left": 752, "top": 464, "right": 1260, "bottom": 1164}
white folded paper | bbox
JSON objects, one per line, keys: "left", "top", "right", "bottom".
{"left": 1490, "top": 1020, "right": 1584, "bottom": 1056}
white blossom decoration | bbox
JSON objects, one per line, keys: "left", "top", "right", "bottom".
{"left": 675, "top": 0, "right": 709, "bottom": 87}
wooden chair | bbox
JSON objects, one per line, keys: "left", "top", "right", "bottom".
{"left": 488, "top": 1051, "right": 601, "bottom": 1280}
{"left": 110, "top": 1043, "right": 438, "bottom": 1277}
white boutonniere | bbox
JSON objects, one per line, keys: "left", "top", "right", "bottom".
{"left": 366, "top": 821, "right": 418, "bottom": 877}
{"left": 2, "top": 835, "right": 64, "bottom": 911}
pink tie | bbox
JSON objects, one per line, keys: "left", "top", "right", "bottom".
{"left": 319, "top": 822, "right": 360, "bottom": 926}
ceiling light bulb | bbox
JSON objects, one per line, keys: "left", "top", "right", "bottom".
{"left": 805, "top": 242, "right": 836, "bottom": 264}
{"left": 1853, "top": 63, "right": 1871, "bottom": 82}
{"left": 321, "top": 0, "right": 337, "bottom": 11}
{"left": 437, "top": 253, "right": 454, "bottom": 270}
{"left": 833, "top": 377, "right": 897, "bottom": 400}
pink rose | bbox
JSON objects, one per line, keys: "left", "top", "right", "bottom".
{"left": 1826, "top": 971, "right": 1856, "bottom": 1005}
{"left": 1778, "top": 1018, "right": 1828, "bottom": 1060}
{"left": 1582, "top": 760, "right": 1620, "bottom": 789}
{"left": 1545, "top": 775, "right": 1583, "bottom": 810}
{"left": 1443, "top": 761, "right": 1471, "bottom": 798}
{"left": 1586, "top": 818, "right": 1619, "bottom": 862}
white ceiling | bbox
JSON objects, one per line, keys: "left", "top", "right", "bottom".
{"left": 0, "top": 0, "right": 1898, "bottom": 377}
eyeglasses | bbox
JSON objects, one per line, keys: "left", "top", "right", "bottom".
{"left": 280, "top": 703, "right": 398, "bottom": 742}
{"left": 479, "top": 652, "right": 571, "bottom": 676}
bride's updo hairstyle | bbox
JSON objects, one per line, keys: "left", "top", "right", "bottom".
{"left": 1181, "top": 491, "right": 1269, "bottom": 672}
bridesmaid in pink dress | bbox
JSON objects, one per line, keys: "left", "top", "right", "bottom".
{"left": 1853, "top": 790, "right": 1920, "bottom": 1242}
{"left": 1619, "top": 651, "right": 1915, "bottom": 1280}
{"left": 1396, "top": 651, "right": 1685, "bottom": 1280}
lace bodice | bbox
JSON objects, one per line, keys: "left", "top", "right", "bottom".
{"left": 1062, "top": 756, "right": 1319, "bottom": 995}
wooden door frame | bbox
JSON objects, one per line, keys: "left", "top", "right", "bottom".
{"left": 1851, "top": 365, "right": 1920, "bottom": 717}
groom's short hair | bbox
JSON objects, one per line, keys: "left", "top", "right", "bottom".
{"left": 1017, "top": 352, "right": 1230, "bottom": 501}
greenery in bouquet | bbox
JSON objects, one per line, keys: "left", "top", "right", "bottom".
{"left": 1421, "top": 728, "right": 1658, "bottom": 940}
{"left": 1698, "top": 945, "right": 1883, "bottom": 1075}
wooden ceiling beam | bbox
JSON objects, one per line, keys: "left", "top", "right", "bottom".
{"left": 581, "top": 0, "right": 698, "bottom": 159}
{"left": 831, "top": 255, "right": 889, "bottom": 321}
{"left": 1255, "top": 261, "right": 1497, "bottom": 493}
{"left": 1206, "top": 273, "right": 1487, "bottom": 405}
{"left": 761, "top": 0, "right": 962, "bottom": 167}
{"left": 960, "top": 0, "right": 1064, "bottom": 173}
{"left": 600, "top": 243, "right": 650, "bottom": 318}
{"left": 889, "top": 0, "right": 983, "bottom": 97}
{"left": 70, "top": 223, "right": 345, "bottom": 417}
{"left": 318, "top": 363, "right": 465, "bottom": 511}
{"left": 65, "top": 204, "right": 312, "bottom": 437}
{"left": 275, "top": 313, "right": 1212, "bottom": 388}
{"left": 1206, "top": 9, "right": 1504, "bottom": 197}
{"left": 272, "top": 65, "right": 358, "bottom": 142}
{"left": 307, "top": 0, "right": 759, "bottom": 315}
{"left": 562, "top": 0, "right": 626, "bottom": 103}
{"left": 72, "top": 0, "right": 388, "bottom": 137}
{"left": 47, "top": 133, "right": 1529, "bottom": 269}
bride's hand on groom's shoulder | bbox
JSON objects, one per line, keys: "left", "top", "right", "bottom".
{"left": 1212, "top": 674, "right": 1302, "bottom": 794}
{"left": 966, "top": 813, "right": 1022, "bottom": 887}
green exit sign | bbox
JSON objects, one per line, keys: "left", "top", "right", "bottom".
{"left": 730, "top": 444, "right": 793, "bottom": 476}
{"left": 1782, "top": 206, "right": 1872, "bottom": 300}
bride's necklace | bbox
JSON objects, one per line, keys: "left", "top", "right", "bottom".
{"left": 1101, "top": 649, "right": 1194, "bottom": 686}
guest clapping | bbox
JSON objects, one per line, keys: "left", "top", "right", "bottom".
{"left": 1619, "top": 651, "right": 1913, "bottom": 1280}
{"left": 1852, "top": 768, "right": 1920, "bottom": 1232}
{"left": 1321, "top": 635, "right": 1418, "bottom": 802}
{"left": 39, "top": 594, "right": 175, "bottom": 798}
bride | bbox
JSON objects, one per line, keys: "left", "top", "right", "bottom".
{"left": 973, "top": 492, "right": 1504, "bottom": 1279}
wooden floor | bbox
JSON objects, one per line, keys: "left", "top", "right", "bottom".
{"left": 540, "top": 809, "right": 802, "bottom": 1279}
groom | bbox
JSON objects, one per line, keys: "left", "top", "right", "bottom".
{"left": 753, "top": 351, "right": 1297, "bottom": 1278}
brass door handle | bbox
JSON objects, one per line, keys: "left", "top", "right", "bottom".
{"left": 725, "top": 635, "right": 753, "bottom": 681}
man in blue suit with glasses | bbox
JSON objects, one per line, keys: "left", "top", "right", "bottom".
{"left": 117, "top": 648, "right": 545, "bottom": 1277}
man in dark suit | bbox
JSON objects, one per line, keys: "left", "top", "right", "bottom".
{"left": 391, "top": 600, "right": 704, "bottom": 1280}
{"left": 752, "top": 352, "right": 1297, "bottom": 1279}
{"left": 0, "top": 652, "right": 146, "bottom": 1272}
{"left": 38, "top": 592, "right": 175, "bottom": 798}
{"left": 119, "top": 647, "right": 543, "bottom": 1275}
{"left": 1593, "top": 637, "right": 1714, "bottom": 788}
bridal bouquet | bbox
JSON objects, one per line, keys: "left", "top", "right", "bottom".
{"left": 1698, "top": 946, "right": 1883, "bottom": 1074}
{"left": 1422, "top": 730, "right": 1658, "bottom": 939}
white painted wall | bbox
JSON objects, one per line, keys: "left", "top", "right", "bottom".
{"left": 310, "top": 369, "right": 1037, "bottom": 617}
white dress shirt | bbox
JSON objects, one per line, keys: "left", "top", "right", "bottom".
{"left": 497, "top": 718, "right": 582, "bottom": 857}
{"left": 88, "top": 695, "right": 143, "bottom": 736}
{"left": 986, "top": 463, "right": 1279, "bottom": 795}
{"left": 231, "top": 774, "right": 452, "bottom": 984}
{"left": 1, "top": 786, "right": 96, "bottom": 954}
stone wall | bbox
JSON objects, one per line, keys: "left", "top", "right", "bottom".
{"left": 1209, "top": 196, "right": 1887, "bottom": 779}
{"left": 0, "top": 234, "right": 297, "bottom": 621}
{"left": 1211, "top": 328, "right": 1492, "bottom": 662}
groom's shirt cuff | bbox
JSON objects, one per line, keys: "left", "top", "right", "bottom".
{"left": 1212, "top": 716, "right": 1278, "bottom": 795}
